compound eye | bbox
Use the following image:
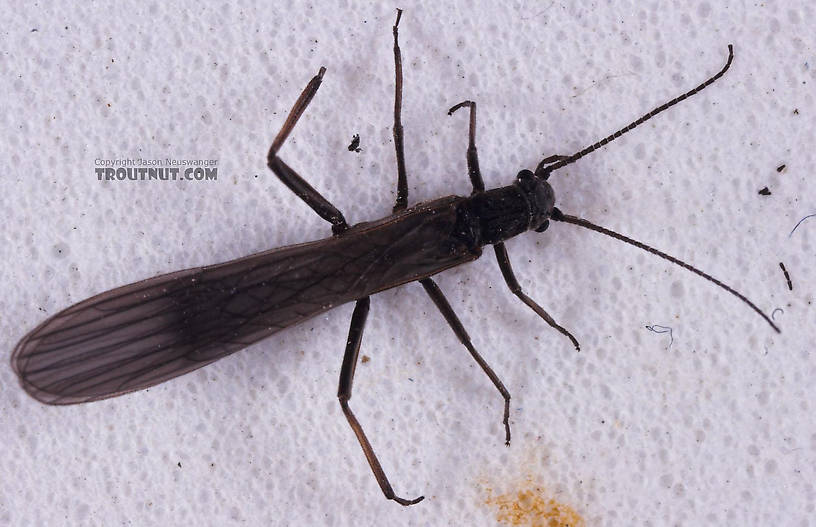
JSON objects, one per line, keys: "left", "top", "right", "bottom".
{"left": 535, "top": 219, "right": 550, "bottom": 233}
{"left": 516, "top": 169, "right": 536, "bottom": 191}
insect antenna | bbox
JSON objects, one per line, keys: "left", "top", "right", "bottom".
{"left": 550, "top": 208, "right": 781, "bottom": 333}
{"left": 536, "top": 45, "right": 734, "bottom": 179}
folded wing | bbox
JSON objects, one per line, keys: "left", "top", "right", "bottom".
{"left": 12, "top": 236, "right": 362, "bottom": 404}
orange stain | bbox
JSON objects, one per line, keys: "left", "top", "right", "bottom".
{"left": 486, "top": 486, "right": 585, "bottom": 527}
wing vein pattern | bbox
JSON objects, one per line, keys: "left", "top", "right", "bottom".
{"left": 12, "top": 196, "right": 477, "bottom": 404}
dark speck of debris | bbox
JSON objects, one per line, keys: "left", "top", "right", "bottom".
{"left": 31, "top": 28, "right": 38, "bottom": 32}
{"left": 361, "top": 355, "right": 370, "bottom": 363}
{"left": 758, "top": 187, "right": 771, "bottom": 196}
{"left": 793, "top": 108, "right": 799, "bottom": 114}
{"left": 347, "top": 133, "right": 361, "bottom": 153}
{"left": 177, "top": 462, "right": 182, "bottom": 468}
{"left": 779, "top": 262, "right": 792, "bottom": 290}
{"left": 776, "top": 164, "right": 786, "bottom": 172}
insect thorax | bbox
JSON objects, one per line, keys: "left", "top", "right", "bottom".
{"left": 459, "top": 178, "right": 555, "bottom": 246}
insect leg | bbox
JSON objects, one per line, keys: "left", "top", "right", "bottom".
{"left": 447, "top": 101, "right": 485, "bottom": 193}
{"left": 445, "top": 100, "right": 571, "bottom": 188}
{"left": 337, "top": 297, "right": 424, "bottom": 506}
{"left": 446, "top": 101, "right": 571, "bottom": 187}
{"left": 392, "top": 9, "right": 409, "bottom": 212}
{"left": 267, "top": 67, "right": 349, "bottom": 235}
{"left": 419, "top": 278, "right": 512, "bottom": 445}
{"left": 493, "top": 242, "right": 581, "bottom": 351}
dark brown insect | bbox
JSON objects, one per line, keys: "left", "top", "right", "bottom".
{"left": 12, "top": 10, "right": 779, "bottom": 506}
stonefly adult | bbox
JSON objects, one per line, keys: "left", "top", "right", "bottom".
{"left": 12, "top": 9, "right": 779, "bottom": 506}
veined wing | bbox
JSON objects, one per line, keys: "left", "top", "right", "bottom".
{"left": 12, "top": 196, "right": 478, "bottom": 405}
{"left": 11, "top": 234, "right": 366, "bottom": 404}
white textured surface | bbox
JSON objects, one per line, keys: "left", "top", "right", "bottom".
{"left": 2, "top": 1, "right": 815, "bottom": 525}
